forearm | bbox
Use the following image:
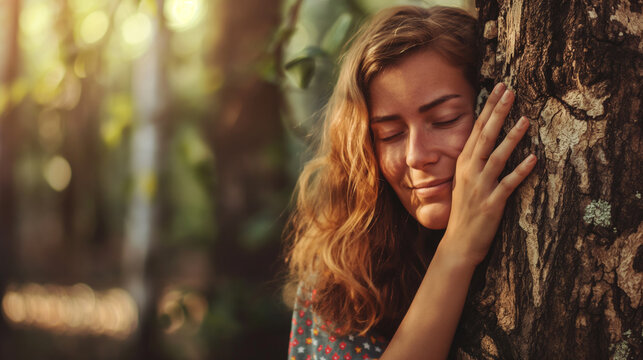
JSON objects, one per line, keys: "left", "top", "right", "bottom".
{"left": 381, "top": 235, "right": 477, "bottom": 360}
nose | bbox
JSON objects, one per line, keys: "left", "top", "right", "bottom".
{"left": 406, "top": 126, "right": 439, "bottom": 169}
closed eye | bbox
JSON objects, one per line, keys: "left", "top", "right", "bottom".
{"left": 379, "top": 131, "right": 404, "bottom": 142}
{"left": 434, "top": 114, "right": 463, "bottom": 127}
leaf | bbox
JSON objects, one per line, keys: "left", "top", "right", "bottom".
{"left": 321, "top": 13, "right": 353, "bottom": 55}
{"left": 255, "top": 56, "right": 278, "bottom": 84}
{"left": 178, "top": 126, "right": 213, "bottom": 166}
{"left": 284, "top": 46, "right": 325, "bottom": 89}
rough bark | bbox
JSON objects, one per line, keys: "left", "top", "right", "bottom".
{"left": 452, "top": 0, "right": 642, "bottom": 359}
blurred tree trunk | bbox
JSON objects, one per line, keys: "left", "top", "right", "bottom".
{"left": 209, "top": 0, "right": 285, "bottom": 282}
{"left": 206, "top": 0, "right": 288, "bottom": 357}
{"left": 452, "top": 0, "right": 642, "bottom": 358}
{"left": 122, "top": 2, "right": 169, "bottom": 359}
{"left": 0, "top": 1, "right": 20, "bottom": 357}
{"left": 57, "top": 0, "right": 108, "bottom": 281}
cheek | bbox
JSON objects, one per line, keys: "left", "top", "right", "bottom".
{"left": 446, "top": 119, "right": 474, "bottom": 156}
{"left": 376, "top": 144, "right": 407, "bottom": 183}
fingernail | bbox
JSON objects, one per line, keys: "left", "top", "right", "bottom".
{"left": 494, "top": 83, "right": 505, "bottom": 94}
{"left": 518, "top": 116, "right": 528, "bottom": 129}
{"left": 501, "top": 90, "right": 513, "bottom": 103}
{"left": 527, "top": 154, "right": 537, "bottom": 163}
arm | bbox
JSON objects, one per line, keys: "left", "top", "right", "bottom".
{"left": 381, "top": 83, "right": 537, "bottom": 359}
{"left": 381, "top": 238, "right": 476, "bottom": 359}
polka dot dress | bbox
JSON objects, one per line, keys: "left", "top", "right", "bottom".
{"left": 287, "top": 289, "right": 389, "bottom": 360}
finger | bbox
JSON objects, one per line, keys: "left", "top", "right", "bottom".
{"left": 472, "top": 89, "right": 514, "bottom": 163}
{"left": 477, "top": 83, "right": 507, "bottom": 130}
{"left": 490, "top": 154, "right": 537, "bottom": 202}
{"left": 481, "top": 116, "right": 530, "bottom": 181}
{"left": 461, "top": 83, "right": 507, "bottom": 158}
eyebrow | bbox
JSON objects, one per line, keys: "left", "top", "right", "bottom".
{"left": 370, "top": 94, "right": 461, "bottom": 123}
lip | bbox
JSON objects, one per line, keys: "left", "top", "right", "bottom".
{"left": 411, "top": 177, "right": 452, "bottom": 198}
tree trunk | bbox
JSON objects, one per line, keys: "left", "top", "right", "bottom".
{"left": 0, "top": 0, "right": 20, "bottom": 358}
{"left": 453, "top": 0, "right": 642, "bottom": 358}
{"left": 57, "top": 0, "right": 107, "bottom": 282}
{"left": 208, "top": 0, "right": 285, "bottom": 278}
{"left": 206, "top": 0, "right": 288, "bottom": 357}
{"left": 122, "top": 2, "right": 169, "bottom": 358}
{"left": 209, "top": 0, "right": 285, "bottom": 281}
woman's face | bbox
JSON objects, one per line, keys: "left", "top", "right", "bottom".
{"left": 369, "top": 49, "right": 475, "bottom": 229}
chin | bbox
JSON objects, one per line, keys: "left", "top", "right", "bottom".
{"left": 415, "top": 203, "right": 450, "bottom": 230}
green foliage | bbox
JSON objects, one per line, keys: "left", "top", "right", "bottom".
{"left": 284, "top": 46, "right": 325, "bottom": 89}
{"left": 167, "top": 124, "right": 216, "bottom": 247}
{"left": 201, "top": 290, "right": 243, "bottom": 344}
{"left": 321, "top": 13, "right": 353, "bottom": 55}
{"left": 101, "top": 93, "right": 133, "bottom": 148}
{"left": 199, "top": 280, "right": 290, "bottom": 358}
{"left": 240, "top": 211, "right": 278, "bottom": 251}
{"left": 278, "top": 0, "right": 368, "bottom": 142}
{"left": 283, "top": 12, "right": 353, "bottom": 89}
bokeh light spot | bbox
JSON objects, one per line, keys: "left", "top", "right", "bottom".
{"left": 32, "top": 63, "right": 66, "bottom": 105}
{"left": 73, "top": 56, "right": 87, "bottom": 78}
{"left": 121, "top": 13, "right": 152, "bottom": 46}
{"left": 2, "top": 291, "right": 26, "bottom": 323}
{"left": 68, "top": 0, "right": 108, "bottom": 14}
{"left": 11, "top": 78, "right": 29, "bottom": 105}
{"left": 2, "top": 283, "right": 138, "bottom": 338}
{"left": 164, "top": 0, "right": 205, "bottom": 32}
{"left": 80, "top": 11, "right": 110, "bottom": 44}
{"left": 20, "top": 1, "right": 53, "bottom": 37}
{"left": 44, "top": 155, "right": 72, "bottom": 192}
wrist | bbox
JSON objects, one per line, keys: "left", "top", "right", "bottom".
{"left": 437, "top": 230, "right": 486, "bottom": 269}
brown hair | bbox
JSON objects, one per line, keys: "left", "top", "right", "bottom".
{"left": 284, "top": 5, "right": 479, "bottom": 337}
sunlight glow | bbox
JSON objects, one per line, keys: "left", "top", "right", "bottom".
{"left": 32, "top": 63, "right": 66, "bottom": 105}
{"left": 43, "top": 155, "right": 72, "bottom": 192}
{"left": 119, "top": 12, "right": 153, "bottom": 59}
{"left": 73, "top": 56, "right": 87, "bottom": 78}
{"left": 20, "top": 1, "right": 53, "bottom": 37}
{"left": 2, "top": 283, "right": 138, "bottom": 339}
{"left": 121, "top": 12, "right": 152, "bottom": 46}
{"left": 164, "top": 0, "right": 205, "bottom": 32}
{"left": 68, "top": 0, "right": 108, "bottom": 14}
{"left": 80, "top": 11, "right": 110, "bottom": 44}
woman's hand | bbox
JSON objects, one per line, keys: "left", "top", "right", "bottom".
{"left": 443, "top": 83, "right": 537, "bottom": 266}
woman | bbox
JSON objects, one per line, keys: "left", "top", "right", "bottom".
{"left": 284, "top": 6, "right": 537, "bottom": 359}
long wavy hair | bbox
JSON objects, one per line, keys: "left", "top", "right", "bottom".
{"left": 284, "top": 5, "right": 480, "bottom": 337}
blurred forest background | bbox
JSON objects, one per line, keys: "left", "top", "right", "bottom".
{"left": 0, "top": 0, "right": 471, "bottom": 358}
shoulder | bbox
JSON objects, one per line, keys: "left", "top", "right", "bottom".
{"left": 287, "top": 286, "right": 388, "bottom": 360}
